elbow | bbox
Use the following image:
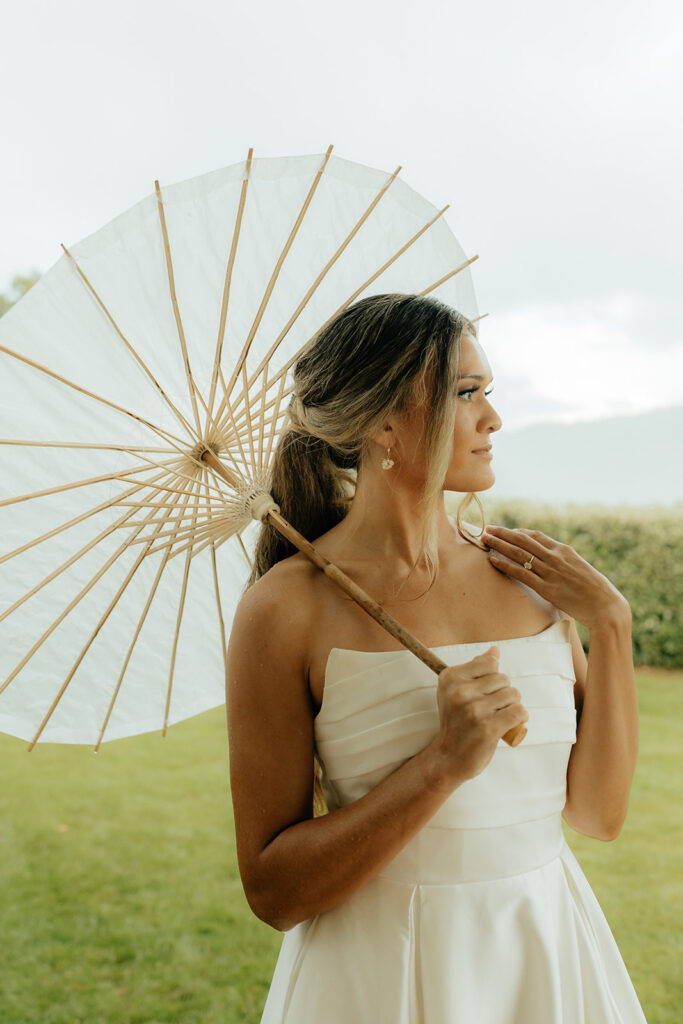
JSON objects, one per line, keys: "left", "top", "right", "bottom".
{"left": 568, "top": 820, "right": 622, "bottom": 842}
{"left": 596, "top": 815, "right": 625, "bottom": 842}
{"left": 250, "top": 902, "right": 292, "bottom": 933}
{"left": 252, "top": 904, "right": 301, "bottom": 934}
{"left": 246, "top": 894, "right": 280, "bottom": 931}
{"left": 562, "top": 802, "right": 626, "bottom": 842}
{"left": 244, "top": 884, "right": 286, "bottom": 932}
{"left": 574, "top": 822, "right": 621, "bottom": 842}
{"left": 590, "top": 824, "right": 620, "bottom": 842}
{"left": 244, "top": 877, "right": 302, "bottom": 933}
{"left": 598, "top": 798, "right": 630, "bottom": 841}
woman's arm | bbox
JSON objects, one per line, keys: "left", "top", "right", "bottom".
{"left": 562, "top": 605, "right": 639, "bottom": 841}
{"left": 226, "top": 570, "right": 463, "bottom": 932}
{"left": 481, "top": 525, "right": 640, "bottom": 844}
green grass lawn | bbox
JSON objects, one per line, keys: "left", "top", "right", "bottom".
{"left": 0, "top": 670, "right": 680, "bottom": 1023}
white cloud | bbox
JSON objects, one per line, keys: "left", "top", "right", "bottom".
{"left": 479, "top": 294, "right": 683, "bottom": 428}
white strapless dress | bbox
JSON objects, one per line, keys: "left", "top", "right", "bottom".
{"left": 259, "top": 618, "right": 648, "bottom": 1022}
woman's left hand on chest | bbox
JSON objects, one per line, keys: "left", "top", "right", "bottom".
{"left": 481, "top": 525, "right": 630, "bottom": 630}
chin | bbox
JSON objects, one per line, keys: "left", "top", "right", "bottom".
{"left": 445, "top": 473, "right": 496, "bottom": 493}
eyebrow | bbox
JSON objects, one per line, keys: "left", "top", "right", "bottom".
{"left": 457, "top": 374, "right": 492, "bottom": 381}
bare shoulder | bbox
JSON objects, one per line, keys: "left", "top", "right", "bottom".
{"left": 229, "top": 552, "right": 318, "bottom": 676}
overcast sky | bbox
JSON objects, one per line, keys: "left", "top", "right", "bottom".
{"left": 2, "top": 0, "right": 682, "bottom": 430}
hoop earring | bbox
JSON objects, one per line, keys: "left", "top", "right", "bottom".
{"left": 455, "top": 491, "right": 487, "bottom": 546}
{"left": 381, "top": 446, "right": 394, "bottom": 470}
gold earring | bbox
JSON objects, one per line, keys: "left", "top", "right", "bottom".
{"left": 381, "top": 446, "right": 394, "bottom": 470}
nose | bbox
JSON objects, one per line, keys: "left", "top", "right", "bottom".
{"left": 483, "top": 399, "right": 502, "bottom": 434}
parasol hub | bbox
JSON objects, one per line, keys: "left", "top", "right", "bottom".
{"left": 243, "top": 488, "right": 281, "bottom": 522}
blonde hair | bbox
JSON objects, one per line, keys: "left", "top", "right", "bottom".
{"left": 244, "top": 293, "right": 488, "bottom": 815}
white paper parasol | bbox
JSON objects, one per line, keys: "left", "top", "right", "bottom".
{"left": 0, "top": 145, "right": 524, "bottom": 753}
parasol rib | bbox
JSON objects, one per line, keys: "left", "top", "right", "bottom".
{"left": 154, "top": 180, "right": 207, "bottom": 439}
{"left": 237, "top": 163, "right": 403, "bottom": 406}
{"left": 121, "top": 449, "right": 233, "bottom": 501}
{"left": 142, "top": 501, "right": 237, "bottom": 558}
{"left": 116, "top": 500, "right": 217, "bottom": 511}
{"left": 61, "top": 242, "right": 201, "bottom": 444}
{"left": 0, "top": 342, "right": 190, "bottom": 453}
{"left": 94, "top": 484, "right": 197, "bottom": 749}
{"left": 417, "top": 255, "right": 480, "bottom": 297}
{"left": 118, "top": 511, "right": 225, "bottom": 540}
{"left": 0, "top": 459, "right": 178, "bottom": 510}
{"left": 215, "top": 145, "right": 335, "bottom": 446}
{"left": 28, "top": 475, "right": 201, "bottom": 749}
{"left": 112, "top": 511, "right": 219, "bottom": 529}
{"left": 263, "top": 371, "right": 289, "bottom": 471}
{"left": 0, "top": 466, "right": 183, "bottom": 566}
{"left": 236, "top": 531, "right": 253, "bottom": 569}
{"left": 214, "top": 373, "right": 257, "bottom": 476}
{"left": 163, "top": 526, "right": 234, "bottom": 564}
{"left": 163, "top": 486, "right": 204, "bottom": 736}
{"left": 201, "top": 474, "right": 228, "bottom": 680}
{"left": 146, "top": 510, "right": 241, "bottom": 561}
{"left": 0, "top": 468, "right": 177, "bottom": 629}
{"left": 228, "top": 163, "right": 404, "bottom": 460}
{"left": 221, "top": 386, "right": 293, "bottom": 446}
{"left": 210, "top": 541, "right": 228, "bottom": 682}
{"left": 0, "top": 440, "right": 175, "bottom": 453}
{"left": 193, "top": 382, "right": 211, "bottom": 419}
{"left": 240, "top": 363, "right": 258, "bottom": 477}
{"left": 221, "top": 204, "right": 454, "bottom": 433}
{"left": 113, "top": 476, "right": 215, "bottom": 500}
{"left": 206, "top": 147, "right": 254, "bottom": 428}
{"left": 138, "top": 513, "right": 233, "bottom": 555}
{"left": 0, "top": 468, "right": 179, "bottom": 695}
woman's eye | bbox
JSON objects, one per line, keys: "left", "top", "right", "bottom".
{"left": 458, "top": 385, "right": 495, "bottom": 402}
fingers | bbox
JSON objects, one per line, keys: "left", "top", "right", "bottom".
{"left": 479, "top": 684, "right": 524, "bottom": 713}
{"left": 498, "top": 702, "right": 530, "bottom": 733}
{"left": 484, "top": 525, "right": 556, "bottom": 554}
{"left": 453, "top": 649, "right": 501, "bottom": 681}
{"left": 439, "top": 651, "right": 521, "bottom": 699}
{"left": 483, "top": 532, "right": 550, "bottom": 577}
{"left": 440, "top": 647, "right": 504, "bottom": 683}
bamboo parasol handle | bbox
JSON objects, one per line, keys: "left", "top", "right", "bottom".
{"left": 266, "top": 507, "right": 527, "bottom": 748}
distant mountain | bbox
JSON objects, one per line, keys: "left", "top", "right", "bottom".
{"left": 480, "top": 403, "right": 683, "bottom": 507}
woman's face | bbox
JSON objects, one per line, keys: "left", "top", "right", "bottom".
{"left": 443, "top": 329, "right": 502, "bottom": 492}
{"left": 389, "top": 330, "right": 502, "bottom": 493}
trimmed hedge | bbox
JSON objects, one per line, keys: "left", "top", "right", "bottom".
{"left": 447, "top": 497, "right": 683, "bottom": 669}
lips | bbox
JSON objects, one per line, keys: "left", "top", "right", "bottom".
{"left": 472, "top": 445, "right": 492, "bottom": 453}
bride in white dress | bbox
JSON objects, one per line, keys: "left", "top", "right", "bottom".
{"left": 226, "top": 293, "right": 647, "bottom": 1022}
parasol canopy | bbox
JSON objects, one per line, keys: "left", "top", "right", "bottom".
{"left": 0, "top": 146, "right": 505, "bottom": 753}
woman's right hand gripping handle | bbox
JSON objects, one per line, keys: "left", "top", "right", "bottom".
{"left": 432, "top": 645, "right": 529, "bottom": 787}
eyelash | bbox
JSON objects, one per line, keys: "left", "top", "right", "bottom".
{"left": 458, "top": 385, "right": 495, "bottom": 402}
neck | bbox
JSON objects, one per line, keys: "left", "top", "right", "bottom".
{"left": 333, "top": 463, "right": 457, "bottom": 570}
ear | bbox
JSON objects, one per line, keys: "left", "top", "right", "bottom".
{"left": 369, "top": 424, "right": 395, "bottom": 449}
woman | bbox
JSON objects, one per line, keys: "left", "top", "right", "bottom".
{"left": 226, "top": 294, "right": 647, "bottom": 1022}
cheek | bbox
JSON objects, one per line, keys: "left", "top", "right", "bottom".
{"left": 451, "top": 415, "right": 473, "bottom": 451}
